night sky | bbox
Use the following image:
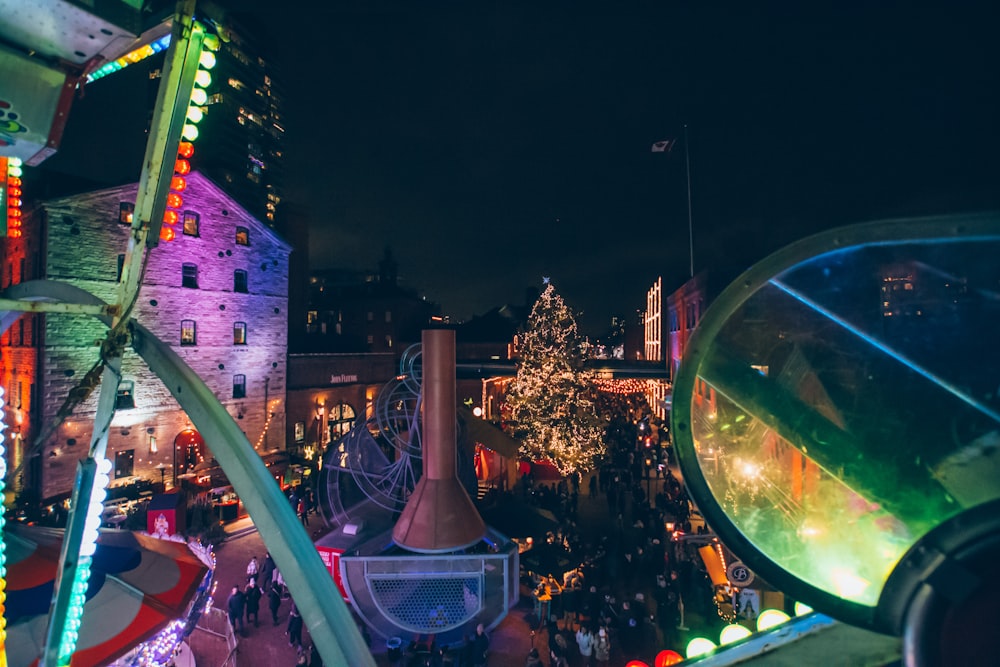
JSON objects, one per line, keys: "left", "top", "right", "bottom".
{"left": 47, "top": 2, "right": 1000, "bottom": 335}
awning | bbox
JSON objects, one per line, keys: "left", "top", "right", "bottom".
{"left": 457, "top": 404, "right": 520, "bottom": 459}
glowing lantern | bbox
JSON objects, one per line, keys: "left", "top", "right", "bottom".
{"left": 757, "top": 608, "right": 791, "bottom": 632}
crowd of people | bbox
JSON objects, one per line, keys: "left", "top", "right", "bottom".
{"left": 509, "top": 394, "right": 724, "bottom": 666}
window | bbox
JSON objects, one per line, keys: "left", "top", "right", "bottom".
{"left": 236, "top": 226, "right": 249, "bottom": 245}
{"left": 234, "top": 269, "right": 248, "bottom": 293}
{"left": 233, "top": 374, "right": 246, "bottom": 399}
{"left": 233, "top": 321, "right": 247, "bottom": 345}
{"left": 183, "top": 211, "right": 200, "bottom": 236}
{"left": 294, "top": 422, "right": 305, "bottom": 443}
{"left": 327, "top": 403, "right": 356, "bottom": 440}
{"left": 116, "top": 380, "right": 135, "bottom": 410}
{"left": 182, "top": 263, "right": 198, "bottom": 288}
{"left": 181, "top": 319, "right": 197, "bottom": 346}
{"left": 119, "top": 202, "right": 134, "bottom": 225}
{"left": 114, "top": 449, "right": 135, "bottom": 479}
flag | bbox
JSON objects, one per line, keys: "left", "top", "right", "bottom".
{"left": 651, "top": 139, "right": 676, "bottom": 153}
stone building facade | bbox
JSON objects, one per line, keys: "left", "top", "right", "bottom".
{"left": 1, "top": 171, "right": 291, "bottom": 502}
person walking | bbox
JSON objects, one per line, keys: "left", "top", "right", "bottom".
{"left": 259, "top": 552, "right": 275, "bottom": 593}
{"left": 226, "top": 585, "right": 246, "bottom": 634}
{"left": 593, "top": 627, "right": 611, "bottom": 667}
{"left": 245, "top": 581, "right": 261, "bottom": 628}
{"left": 287, "top": 601, "right": 304, "bottom": 648}
{"left": 576, "top": 623, "right": 595, "bottom": 667}
{"left": 470, "top": 623, "right": 489, "bottom": 667}
{"left": 246, "top": 555, "right": 259, "bottom": 583}
{"left": 268, "top": 584, "right": 283, "bottom": 625}
{"left": 298, "top": 495, "right": 310, "bottom": 526}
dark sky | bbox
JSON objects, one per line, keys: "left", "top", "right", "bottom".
{"left": 46, "top": 1, "right": 1000, "bottom": 336}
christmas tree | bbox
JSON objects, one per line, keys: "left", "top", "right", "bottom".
{"left": 505, "top": 280, "right": 606, "bottom": 474}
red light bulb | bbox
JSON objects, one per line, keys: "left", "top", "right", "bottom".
{"left": 178, "top": 142, "right": 195, "bottom": 158}
{"left": 163, "top": 210, "right": 179, "bottom": 225}
{"left": 160, "top": 227, "right": 176, "bottom": 242}
{"left": 167, "top": 193, "right": 183, "bottom": 208}
{"left": 170, "top": 176, "right": 187, "bottom": 191}
{"left": 174, "top": 158, "right": 191, "bottom": 175}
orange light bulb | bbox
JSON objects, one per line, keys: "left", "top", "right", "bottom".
{"left": 178, "top": 142, "right": 195, "bottom": 158}
{"left": 174, "top": 158, "right": 191, "bottom": 175}
{"left": 163, "top": 210, "right": 179, "bottom": 225}
{"left": 160, "top": 227, "right": 176, "bottom": 242}
{"left": 166, "top": 193, "right": 183, "bottom": 208}
{"left": 170, "top": 176, "right": 187, "bottom": 191}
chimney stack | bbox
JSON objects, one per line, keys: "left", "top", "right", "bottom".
{"left": 391, "top": 329, "right": 487, "bottom": 552}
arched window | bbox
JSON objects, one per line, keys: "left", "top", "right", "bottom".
{"left": 327, "top": 403, "right": 356, "bottom": 441}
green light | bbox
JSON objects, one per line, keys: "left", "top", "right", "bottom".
{"left": 686, "top": 637, "right": 717, "bottom": 658}
{"left": 199, "top": 51, "right": 217, "bottom": 70}
{"left": 719, "top": 623, "right": 752, "bottom": 645}
{"left": 757, "top": 608, "right": 791, "bottom": 631}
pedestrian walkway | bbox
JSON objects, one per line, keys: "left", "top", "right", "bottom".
{"left": 190, "top": 467, "right": 712, "bottom": 667}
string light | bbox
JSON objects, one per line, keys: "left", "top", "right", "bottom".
{"left": 4, "top": 157, "right": 23, "bottom": 238}
{"left": 0, "top": 387, "right": 8, "bottom": 656}
{"left": 86, "top": 34, "right": 172, "bottom": 83}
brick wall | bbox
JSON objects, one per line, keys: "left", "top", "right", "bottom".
{"left": 30, "top": 172, "right": 291, "bottom": 500}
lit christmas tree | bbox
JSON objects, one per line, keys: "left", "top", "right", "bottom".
{"left": 506, "top": 280, "right": 606, "bottom": 474}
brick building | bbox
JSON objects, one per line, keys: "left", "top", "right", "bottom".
{"left": 0, "top": 171, "right": 291, "bottom": 502}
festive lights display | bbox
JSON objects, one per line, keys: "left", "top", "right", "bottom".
{"left": 56, "top": 456, "right": 112, "bottom": 666}
{"left": 592, "top": 378, "right": 654, "bottom": 395}
{"left": 505, "top": 281, "right": 606, "bottom": 474}
{"left": 254, "top": 399, "right": 282, "bottom": 449}
{"left": 1, "top": 387, "right": 8, "bottom": 660}
{"left": 160, "top": 31, "right": 218, "bottom": 243}
{"left": 5, "top": 157, "right": 23, "bottom": 238}
{"left": 86, "top": 34, "right": 172, "bottom": 84}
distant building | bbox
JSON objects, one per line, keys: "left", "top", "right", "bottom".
{"left": 0, "top": 172, "right": 291, "bottom": 502}
{"left": 303, "top": 247, "right": 441, "bottom": 354}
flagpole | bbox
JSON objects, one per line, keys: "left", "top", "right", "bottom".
{"left": 684, "top": 124, "right": 694, "bottom": 278}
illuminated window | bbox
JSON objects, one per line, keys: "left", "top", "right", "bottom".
{"left": 234, "top": 269, "right": 248, "bottom": 293}
{"left": 183, "top": 211, "right": 199, "bottom": 236}
{"left": 181, "top": 319, "right": 197, "bottom": 346}
{"left": 327, "top": 403, "right": 356, "bottom": 440}
{"left": 116, "top": 380, "right": 135, "bottom": 410}
{"left": 234, "top": 321, "right": 247, "bottom": 345}
{"left": 114, "top": 449, "right": 135, "bottom": 479}
{"left": 182, "top": 263, "right": 198, "bottom": 288}
{"left": 119, "top": 202, "right": 134, "bottom": 225}
{"left": 233, "top": 374, "right": 246, "bottom": 399}
{"left": 236, "top": 226, "right": 249, "bottom": 245}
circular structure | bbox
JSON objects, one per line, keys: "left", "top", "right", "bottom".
{"left": 670, "top": 214, "right": 1000, "bottom": 656}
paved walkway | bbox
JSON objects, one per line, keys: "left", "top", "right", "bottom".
{"left": 190, "top": 469, "right": 711, "bottom": 667}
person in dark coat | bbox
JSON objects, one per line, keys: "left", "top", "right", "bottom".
{"left": 245, "top": 581, "right": 262, "bottom": 627}
{"left": 470, "top": 623, "right": 489, "bottom": 667}
{"left": 259, "top": 552, "right": 276, "bottom": 593}
{"left": 226, "top": 586, "right": 245, "bottom": 633}
{"left": 268, "top": 584, "right": 282, "bottom": 625}
{"left": 287, "top": 602, "right": 304, "bottom": 648}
